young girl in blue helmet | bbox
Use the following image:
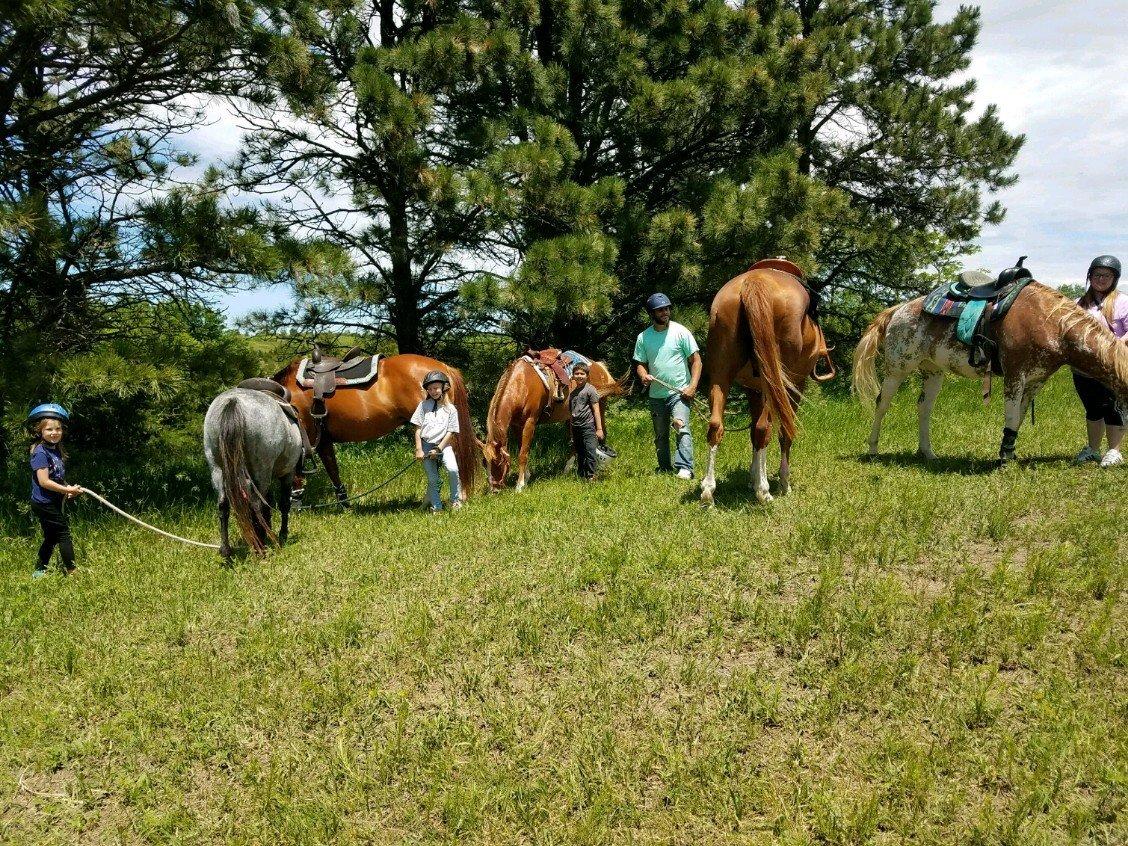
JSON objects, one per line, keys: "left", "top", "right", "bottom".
{"left": 1072, "top": 255, "right": 1128, "bottom": 467}
{"left": 26, "top": 404, "right": 83, "bottom": 577}
{"left": 411, "top": 371, "right": 463, "bottom": 512}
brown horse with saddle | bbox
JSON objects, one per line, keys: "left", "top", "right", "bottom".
{"left": 271, "top": 347, "right": 479, "bottom": 503}
{"left": 699, "top": 258, "right": 835, "bottom": 505}
{"left": 480, "top": 349, "right": 626, "bottom": 491}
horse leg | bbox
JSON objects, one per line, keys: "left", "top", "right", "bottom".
{"left": 917, "top": 371, "right": 944, "bottom": 459}
{"left": 516, "top": 418, "right": 537, "bottom": 492}
{"left": 1000, "top": 375, "right": 1039, "bottom": 464}
{"left": 218, "top": 497, "right": 232, "bottom": 564}
{"left": 700, "top": 369, "right": 738, "bottom": 506}
{"left": 778, "top": 433, "right": 792, "bottom": 496}
{"left": 256, "top": 491, "right": 273, "bottom": 552}
{"left": 563, "top": 420, "right": 576, "bottom": 474}
{"left": 750, "top": 394, "right": 773, "bottom": 503}
{"left": 278, "top": 479, "right": 291, "bottom": 545}
{"left": 318, "top": 436, "right": 348, "bottom": 504}
{"left": 868, "top": 373, "right": 907, "bottom": 455}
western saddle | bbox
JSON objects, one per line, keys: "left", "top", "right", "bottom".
{"left": 296, "top": 345, "right": 380, "bottom": 422}
{"left": 921, "top": 257, "right": 1036, "bottom": 396}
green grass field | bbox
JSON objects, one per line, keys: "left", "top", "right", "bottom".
{"left": 2, "top": 371, "right": 1125, "bottom": 845}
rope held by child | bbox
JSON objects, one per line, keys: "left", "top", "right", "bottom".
{"left": 78, "top": 487, "right": 222, "bottom": 550}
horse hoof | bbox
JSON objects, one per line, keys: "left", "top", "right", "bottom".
{"left": 917, "top": 449, "right": 936, "bottom": 460}
{"left": 755, "top": 490, "right": 774, "bottom": 503}
{"left": 700, "top": 487, "right": 714, "bottom": 507}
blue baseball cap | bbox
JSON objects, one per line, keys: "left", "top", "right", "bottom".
{"left": 646, "top": 293, "right": 672, "bottom": 311}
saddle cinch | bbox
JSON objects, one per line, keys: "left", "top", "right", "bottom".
{"left": 921, "top": 256, "right": 1034, "bottom": 374}
{"left": 295, "top": 345, "right": 381, "bottom": 422}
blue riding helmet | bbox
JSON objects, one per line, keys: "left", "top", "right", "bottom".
{"left": 646, "top": 292, "right": 672, "bottom": 311}
{"left": 26, "top": 403, "right": 70, "bottom": 425}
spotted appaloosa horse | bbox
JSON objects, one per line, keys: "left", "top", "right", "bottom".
{"left": 272, "top": 354, "right": 479, "bottom": 500}
{"left": 853, "top": 281, "right": 1128, "bottom": 462}
{"left": 699, "top": 260, "right": 834, "bottom": 505}
{"left": 481, "top": 352, "right": 625, "bottom": 491}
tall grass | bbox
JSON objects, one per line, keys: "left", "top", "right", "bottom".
{"left": 1, "top": 371, "right": 1124, "bottom": 844}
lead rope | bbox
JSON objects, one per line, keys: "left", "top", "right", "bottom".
{"left": 77, "top": 488, "right": 222, "bottom": 550}
{"left": 646, "top": 376, "right": 754, "bottom": 433}
{"left": 298, "top": 456, "right": 422, "bottom": 510}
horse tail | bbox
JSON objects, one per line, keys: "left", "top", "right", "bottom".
{"left": 448, "top": 368, "right": 480, "bottom": 495}
{"left": 217, "top": 397, "right": 273, "bottom": 554}
{"left": 740, "top": 279, "right": 798, "bottom": 441}
{"left": 593, "top": 362, "right": 629, "bottom": 400}
{"left": 852, "top": 304, "right": 899, "bottom": 406}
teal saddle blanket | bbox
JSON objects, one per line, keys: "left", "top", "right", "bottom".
{"left": 921, "top": 279, "right": 1031, "bottom": 346}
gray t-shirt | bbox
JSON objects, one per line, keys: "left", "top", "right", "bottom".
{"left": 568, "top": 383, "right": 600, "bottom": 429}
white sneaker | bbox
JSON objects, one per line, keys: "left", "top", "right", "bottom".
{"left": 1074, "top": 445, "right": 1100, "bottom": 464}
{"left": 1100, "top": 448, "right": 1123, "bottom": 467}
{"left": 676, "top": 469, "right": 693, "bottom": 480}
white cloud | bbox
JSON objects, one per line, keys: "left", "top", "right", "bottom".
{"left": 936, "top": 0, "right": 1128, "bottom": 284}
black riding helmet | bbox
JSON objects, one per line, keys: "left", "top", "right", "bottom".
{"left": 995, "top": 255, "right": 1033, "bottom": 288}
{"left": 1088, "top": 254, "right": 1121, "bottom": 282}
{"left": 421, "top": 370, "right": 451, "bottom": 392}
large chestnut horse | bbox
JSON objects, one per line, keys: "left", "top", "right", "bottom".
{"left": 481, "top": 352, "right": 624, "bottom": 491}
{"left": 272, "top": 354, "right": 478, "bottom": 502}
{"left": 853, "top": 282, "right": 1128, "bottom": 462}
{"left": 700, "top": 259, "right": 834, "bottom": 505}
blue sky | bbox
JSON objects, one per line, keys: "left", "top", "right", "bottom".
{"left": 197, "top": 1, "right": 1124, "bottom": 322}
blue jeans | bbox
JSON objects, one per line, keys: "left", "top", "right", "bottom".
{"left": 649, "top": 395, "right": 694, "bottom": 473}
{"left": 422, "top": 441, "right": 460, "bottom": 509}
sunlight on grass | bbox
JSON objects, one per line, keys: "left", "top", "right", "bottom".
{"left": 1, "top": 372, "right": 1124, "bottom": 844}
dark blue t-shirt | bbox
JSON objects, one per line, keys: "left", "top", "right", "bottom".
{"left": 30, "top": 443, "right": 65, "bottom": 505}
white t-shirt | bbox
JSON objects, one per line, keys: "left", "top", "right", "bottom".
{"left": 411, "top": 399, "right": 460, "bottom": 443}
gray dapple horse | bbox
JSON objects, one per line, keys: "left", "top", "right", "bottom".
{"left": 204, "top": 388, "right": 302, "bottom": 562}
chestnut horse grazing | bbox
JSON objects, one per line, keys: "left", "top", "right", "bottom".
{"left": 853, "top": 282, "right": 1128, "bottom": 462}
{"left": 699, "top": 260, "right": 834, "bottom": 505}
{"left": 481, "top": 351, "right": 624, "bottom": 491}
{"left": 272, "top": 354, "right": 478, "bottom": 501}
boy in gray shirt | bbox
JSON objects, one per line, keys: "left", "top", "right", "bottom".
{"left": 568, "top": 363, "right": 604, "bottom": 480}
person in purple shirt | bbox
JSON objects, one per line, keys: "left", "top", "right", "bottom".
{"left": 27, "top": 404, "right": 83, "bottom": 578}
{"left": 1072, "top": 255, "right": 1128, "bottom": 467}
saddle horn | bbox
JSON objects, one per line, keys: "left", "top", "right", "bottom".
{"left": 311, "top": 343, "right": 322, "bottom": 365}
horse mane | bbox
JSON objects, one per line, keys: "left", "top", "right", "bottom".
{"left": 271, "top": 359, "right": 296, "bottom": 383}
{"left": 1034, "top": 282, "right": 1128, "bottom": 387}
{"left": 485, "top": 358, "right": 522, "bottom": 444}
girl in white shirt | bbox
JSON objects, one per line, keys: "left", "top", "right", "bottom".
{"left": 411, "top": 371, "right": 462, "bottom": 511}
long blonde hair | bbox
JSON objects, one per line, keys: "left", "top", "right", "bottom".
{"left": 1079, "top": 278, "right": 1120, "bottom": 326}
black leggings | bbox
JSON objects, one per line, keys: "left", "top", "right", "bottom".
{"left": 1073, "top": 372, "right": 1124, "bottom": 426}
{"left": 32, "top": 501, "right": 75, "bottom": 571}
{"left": 572, "top": 425, "right": 598, "bottom": 480}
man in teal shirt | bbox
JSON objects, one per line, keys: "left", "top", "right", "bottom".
{"left": 633, "top": 292, "right": 702, "bottom": 478}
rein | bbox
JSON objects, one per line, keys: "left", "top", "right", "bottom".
{"left": 297, "top": 456, "right": 422, "bottom": 510}
{"left": 78, "top": 488, "right": 222, "bottom": 550}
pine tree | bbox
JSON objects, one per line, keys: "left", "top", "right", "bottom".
{"left": 0, "top": 1, "right": 331, "bottom": 457}
{"left": 781, "top": 0, "right": 1023, "bottom": 341}
{"left": 235, "top": 0, "right": 552, "bottom": 356}
{"left": 468, "top": 0, "right": 845, "bottom": 353}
